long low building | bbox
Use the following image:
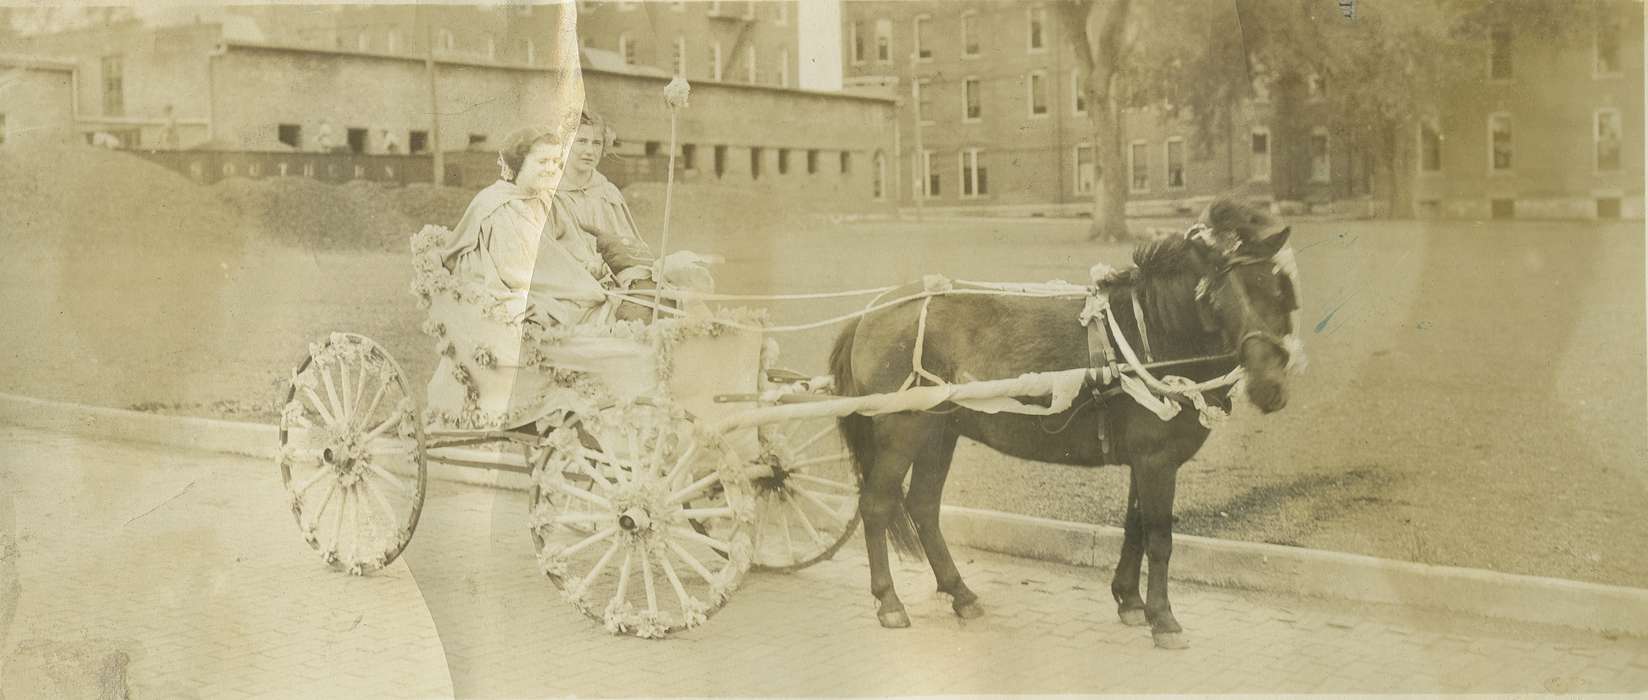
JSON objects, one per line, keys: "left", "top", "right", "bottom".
{"left": 4, "top": 18, "right": 896, "bottom": 206}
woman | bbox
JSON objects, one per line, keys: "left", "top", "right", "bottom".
{"left": 556, "top": 111, "right": 715, "bottom": 318}
{"left": 437, "top": 124, "right": 615, "bottom": 328}
{"left": 424, "top": 125, "right": 653, "bottom": 429}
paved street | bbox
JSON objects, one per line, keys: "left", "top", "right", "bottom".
{"left": 3, "top": 425, "right": 1648, "bottom": 697}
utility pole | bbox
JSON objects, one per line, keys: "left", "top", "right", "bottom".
{"left": 423, "top": 6, "right": 444, "bottom": 185}
{"left": 910, "top": 50, "right": 925, "bottom": 222}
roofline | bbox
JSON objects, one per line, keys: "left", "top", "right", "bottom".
{"left": 0, "top": 54, "right": 79, "bottom": 72}
{"left": 216, "top": 40, "right": 896, "bottom": 106}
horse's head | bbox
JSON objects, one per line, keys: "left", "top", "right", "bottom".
{"left": 1187, "top": 199, "right": 1301, "bottom": 414}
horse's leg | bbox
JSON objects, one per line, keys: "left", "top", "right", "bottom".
{"left": 905, "top": 426, "right": 981, "bottom": 619}
{"left": 1136, "top": 455, "right": 1189, "bottom": 649}
{"left": 1111, "top": 470, "right": 1149, "bottom": 627}
{"left": 858, "top": 413, "right": 925, "bottom": 629}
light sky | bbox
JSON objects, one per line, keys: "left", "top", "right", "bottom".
{"left": 796, "top": 0, "right": 843, "bottom": 91}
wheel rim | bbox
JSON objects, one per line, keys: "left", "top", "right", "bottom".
{"left": 748, "top": 415, "right": 861, "bottom": 571}
{"left": 528, "top": 402, "right": 754, "bottom": 638}
{"left": 279, "top": 333, "right": 427, "bottom": 575}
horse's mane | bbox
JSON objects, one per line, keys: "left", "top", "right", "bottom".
{"left": 1094, "top": 235, "right": 1212, "bottom": 344}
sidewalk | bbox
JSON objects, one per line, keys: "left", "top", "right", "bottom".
{"left": 3, "top": 425, "right": 1646, "bottom": 697}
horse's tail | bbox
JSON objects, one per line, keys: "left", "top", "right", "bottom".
{"left": 830, "top": 317, "right": 926, "bottom": 562}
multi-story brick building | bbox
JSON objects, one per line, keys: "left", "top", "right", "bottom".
{"left": 843, "top": 0, "right": 1642, "bottom": 220}
{"left": 1412, "top": 9, "right": 1644, "bottom": 219}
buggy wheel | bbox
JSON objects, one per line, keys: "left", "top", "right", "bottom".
{"left": 748, "top": 415, "right": 861, "bottom": 571}
{"left": 278, "top": 333, "right": 427, "bottom": 575}
{"left": 528, "top": 402, "right": 754, "bottom": 638}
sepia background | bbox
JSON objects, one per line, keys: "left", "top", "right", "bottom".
{"left": 1, "top": 0, "right": 1645, "bottom": 696}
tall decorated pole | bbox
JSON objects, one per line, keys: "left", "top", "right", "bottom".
{"left": 653, "top": 77, "right": 691, "bottom": 323}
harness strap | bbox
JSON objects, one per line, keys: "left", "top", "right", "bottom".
{"left": 1130, "top": 287, "right": 1155, "bottom": 364}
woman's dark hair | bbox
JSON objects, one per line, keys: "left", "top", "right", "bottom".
{"left": 578, "top": 110, "right": 620, "bottom": 158}
{"left": 498, "top": 125, "right": 560, "bottom": 182}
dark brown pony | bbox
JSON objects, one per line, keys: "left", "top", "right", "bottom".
{"left": 829, "top": 199, "right": 1300, "bottom": 649}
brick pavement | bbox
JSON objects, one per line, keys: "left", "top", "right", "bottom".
{"left": 4, "top": 425, "right": 1648, "bottom": 697}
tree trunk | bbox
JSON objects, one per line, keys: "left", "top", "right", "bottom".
{"left": 1069, "top": 0, "right": 1134, "bottom": 242}
{"left": 1087, "top": 88, "right": 1130, "bottom": 241}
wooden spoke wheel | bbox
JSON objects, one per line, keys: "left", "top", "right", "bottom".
{"left": 527, "top": 402, "right": 754, "bottom": 638}
{"left": 747, "top": 415, "right": 861, "bottom": 571}
{"left": 278, "top": 333, "right": 427, "bottom": 575}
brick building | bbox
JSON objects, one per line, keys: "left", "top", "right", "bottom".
{"left": 843, "top": 0, "right": 1642, "bottom": 220}
{"left": 1412, "top": 8, "right": 1645, "bottom": 219}
{"left": 3, "top": 4, "right": 891, "bottom": 204}
{"left": 0, "top": 54, "right": 78, "bottom": 147}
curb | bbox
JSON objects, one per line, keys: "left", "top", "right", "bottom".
{"left": 5, "top": 391, "right": 1646, "bottom": 637}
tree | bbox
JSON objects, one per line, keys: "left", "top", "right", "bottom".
{"left": 1060, "top": 0, "right": 1134, "bottom": 241}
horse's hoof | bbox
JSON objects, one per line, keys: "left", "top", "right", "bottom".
{"left": 1118, "top": 608, "right": 1149, "bottom": 627}
{"left": 954, "top": 600, "right": 985, "bottom": 620}
{"left": 878, "top": 609, "right": 912, "bottom": 628}
{"left": 1152, "top": 631, "right": 1190, "bottom": 650}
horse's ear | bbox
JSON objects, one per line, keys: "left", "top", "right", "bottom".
{"left": 1241, "top": 226, "right": 1291, "bottom": 257}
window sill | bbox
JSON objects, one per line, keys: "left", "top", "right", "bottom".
{"left": 962, "top": 117, "right": 983, "bottom": 124}
{"left": 1028, "top": 112, "right": 1051, "bottom": 120}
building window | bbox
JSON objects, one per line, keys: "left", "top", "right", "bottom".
{"left": 344, "top": 128, "right": 366, "bottom": 154}
{"left": 960, "top": 148, "right": 988, "bottom": 198}
{"left": 1310, "top": 128, "right": 1330, "bottom": 183}
{"left": 645, "top": 141, "right": 662, "bottom": 157}
{"left": 278, "top": 124, "right": 302, "bottom": 149}
{"left": 1489, "top": 112, "right": 1512, "bottom": 172}
{"left": 1597, "top": 21, "right": 1621, "bottom": 76}
{"left": 441, "top": 29, "right": 455, "bottom": 51}
{"left": 619, "top": 34, "right": 635, "bottom": 65}
{"left": 751, "top": 147, "right": 763, "bottom": 179}
{"left": 409, "top": 130, "right": 428, "bottom": 154}
{"left": 674, "top": 35, "right": 687, "bottom": 77}
{"left": 707, "top": 0, "right": 721, "bottom": 16}
{"left": 1165, "top": 138, "right": 1185, "bottom": 189}
{"left": 841, "top": 151, "right": 852, "bottom": 174}
{"left": 387, "top": 30, "right": 400, "bottom": 53}
{"left": 1419, "top": 119, "right": 1442, "bottom": 173}
{"left": 1027, "top": 71, "right": 1048, "bottom": 117}
{"left": 746, "top": 45, "right": 757, "bottom": 83}
{"left": 1596, "top": 109, "right": 1622, "bottom": 172}
{"left": 468, "top": 133, "right": 488, "bottom": 149}
{"left": 915, "top": 79, "right": 933, "bottom": 124}
{"left": 914, "top": 15, "right": 932, "bottom": 60}
{"left": 962, "top": 78, "right": 982, "bottom": 121}
{"left": 682, "top": 144, "right": 697, "bottom": 170}
{"left": 711, "top": 43, "right": 724, "bottom": 81}
{"left": 1250, "top": 128, "right": 1271, "bottom": 182}
{"left": 850, "top": 22, "right": 864, "bottom": 64}
{"left": 1489, "top": 27, "right": 1512, "bottom": 80}
{"left": 0, "top": 114, "right": 7, "bottom": 146}
{"left": 1072, "top": 71, "right": 1087, "bottom": 114}
{"left": 1074, "top": 145, "right": 1095, "bottom": 194}
{"left": 918, "top": 150, "right": 939, "bottom": 197}
{"left": 714, "top": 145, "right": 727, "bottom": 178}
{"left": 1028, "top": 6, "right": 1047, "bottom": 52}
{"left": 1598, "top": 197, "right": 1621, "bottom": 219}
{"left": 876, "top": 19, "right": 892, "bottom": 63}
{"left": 1491, "top": 199, "right": 1515, "bottom": 219}
{"left": 873, "top": 151, "right": 886, "bottom": 198}
{"left": 101, "top": 55, "right": 124, "bottom": 116}
{"left": 1128, "top": 141, "right": 1148, "bottom": 193}
{"left": 578, "top": 0, "right": 595, "bottom": 12}
{"left": 779, "top": 48, "right": 789, "bottom": 87}
{"left": 778, "top": 149, "right": 791, "bottom": 175}
{"left": 962, "top": 12, "right": 980, "bottom": 57}
{"left": 806, "top": 149, "right": 819, "bottom": 174}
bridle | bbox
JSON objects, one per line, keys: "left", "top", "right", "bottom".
{"left": 1188, "top": 224, "right": 1298, "bottom": 372}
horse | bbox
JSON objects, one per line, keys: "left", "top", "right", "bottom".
{"left": 828, "top": 199, "right": 1301, "bottom": 650}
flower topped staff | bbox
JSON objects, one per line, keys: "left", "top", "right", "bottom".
{"left": 653, "top": 77, "right": 691, "bottom": 323}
